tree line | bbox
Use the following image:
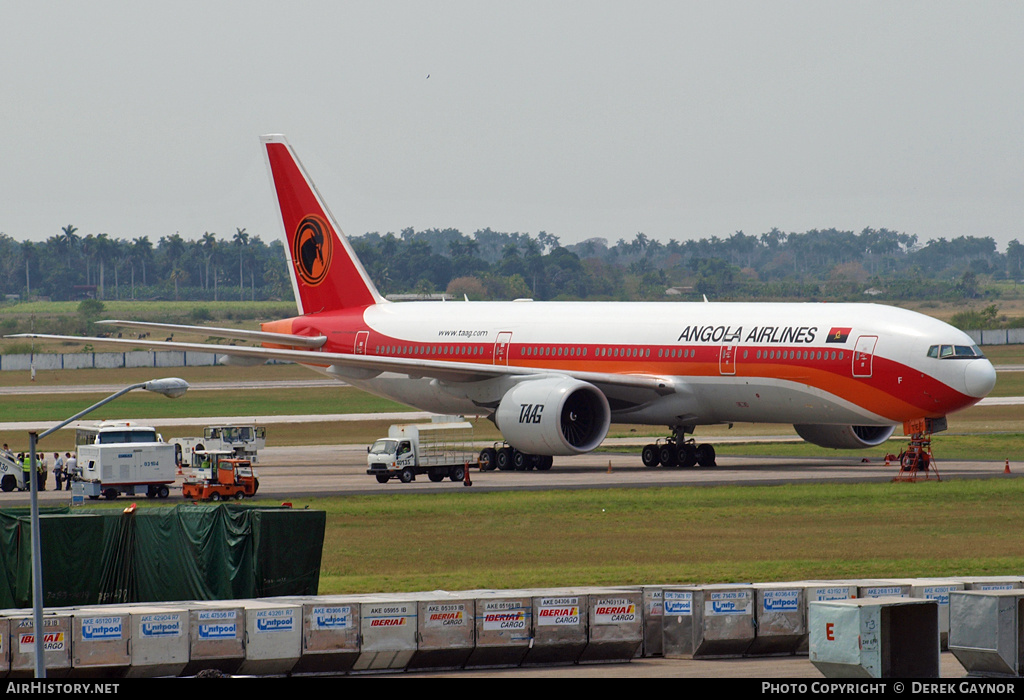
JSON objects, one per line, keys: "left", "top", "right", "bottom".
{"left": 350, "top": 226, "right": 1024, "bottom": 305}
{"left": 0, "top": 226, "right": 291, "bottom": 302}
{"left": 2, "top": 225, "right": 1022, "bottom": 311}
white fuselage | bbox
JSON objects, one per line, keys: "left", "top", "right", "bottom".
{"left": 299, "top": 300, "right": 992, "bottom": 429}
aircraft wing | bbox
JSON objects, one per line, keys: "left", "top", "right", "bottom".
{"left": 5, "top": 330, "right": 679, "bottom": 395}
{"left": 93, "top": 319, "right": 327, "bottom": 348}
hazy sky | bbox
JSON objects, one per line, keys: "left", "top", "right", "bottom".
{"left": 3, "top": 1, "right": 1022, "bottom": 251}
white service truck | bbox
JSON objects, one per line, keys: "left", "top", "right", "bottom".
{"left": 170, "top": 425, "right": 266, "bottom": 466}
{"left": 74, "top": 421, "right": 177, "bottom": 500}
{"left": 0, "top": 450, "right": 28, "bottom": 492}
{"left": 366, "top": 420, "right": 476, "bottom": 484}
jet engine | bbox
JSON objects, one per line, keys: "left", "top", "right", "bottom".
{"left": 793, "top": 424, "right": 896, "bottom": 450}
{"left": 494, "top": 377, "right": 611, "bottom": 456}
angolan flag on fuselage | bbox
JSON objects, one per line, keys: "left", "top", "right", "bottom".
{"left": 825, "top": 327, "right": 852, "bottom": 343}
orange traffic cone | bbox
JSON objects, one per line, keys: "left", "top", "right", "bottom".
{"left": 1006, "top": 459, "right": 1011, "bottom": 474}
{"left": 464, "top": 461, "right": 472, "bottom": 487}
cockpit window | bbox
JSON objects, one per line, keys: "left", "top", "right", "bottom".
{"left": 927, "top": 344, "right": 985, "bottom": 359}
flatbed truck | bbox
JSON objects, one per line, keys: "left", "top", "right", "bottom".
{"left": 367, "top": 420, "right": 475, "bottom": 484}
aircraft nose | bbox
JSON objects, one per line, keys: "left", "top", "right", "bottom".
{"left": 964, "top": 359, "right": 997, "bottom": 398}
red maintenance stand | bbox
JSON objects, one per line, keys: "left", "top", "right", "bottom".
{"left": 892, "top": 417, "right": 946, "bottom": 483}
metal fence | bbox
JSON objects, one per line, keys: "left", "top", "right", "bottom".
{"left": 964, "top": 328, "right": 1024, "bottom": 346}
{"left": 0, "top": 351, "right": 221, "bottom": 372}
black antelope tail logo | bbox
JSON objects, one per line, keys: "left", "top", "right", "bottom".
{"left": 293, "top": 215, "right": 333, "bottom": 286}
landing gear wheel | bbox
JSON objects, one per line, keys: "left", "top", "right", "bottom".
{"left": 536, "top": 455, "right": 553, "bottom": 471}
{"left": 479, "top": 448, "right": 497, "bottom": 471}
{"left": 679, "top": 443, "right": 698, "bottom": 468}
{"left": 658, "top": 444, "right": 677, "bottom": 467}
{"left": 496, "top": 447, "right": 514, "bottom": 471}
{"left": 513, "top": 451, "right": 528, "bottom": 471}
{"left": 399, "top": 467, "right": 415, "bottom": 483}
{"left": 696, "top": 443, "right": 716, "bottom": 467}
{"left": 641, "top": 444, "right": 660, "bottom": 467}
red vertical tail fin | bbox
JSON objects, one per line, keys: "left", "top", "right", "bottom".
{"left": 262, "top": 134, "right": 384, "bottom": 314}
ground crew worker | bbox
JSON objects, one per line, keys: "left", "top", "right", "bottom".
{"left": 36, "top": 453, "right": 47, "bottom": 490}
{"left": 53, "top": 452, "right": 65, "bottom": 490}
{"left": 20, "top": 453, "right": 30, "bottom": 491}
{"left": 65, "top": 453, "right": 77, "bottom": 490}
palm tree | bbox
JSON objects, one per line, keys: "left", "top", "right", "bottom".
{"left": 94, "top": 233, "right": 113, "bottom": 299}
{"left": 133, "top": 236, "right": 153, "bottom": 287}
{"left": 21, "top": 241, "right": 34, "bottom": 299}
{"left": 60, "top": 224, "right": 79, "bottom": 270}
{"left": 80, "top": 234, "right": 94, "bottom": 286}
{"left": 169, "top": 267, "right": 184, "bottom": 301}
{"left": 233, "top": 227, "right": 249, "bottom": 300}
{"left": 159, "top": 233, "right": 186, "bottom": 279}
{"left": 201, "top": 232, "right": 217, "bottom": 290}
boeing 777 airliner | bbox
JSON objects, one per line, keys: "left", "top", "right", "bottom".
{"left": 13, "top": 135, "right": 998, "bottom": 470}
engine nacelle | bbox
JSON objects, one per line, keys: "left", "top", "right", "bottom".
{"left": 793, "top": 424, "right": 896, "bottom": 450}
{"left": 495, "top": 377, "right": 611, "bottom": 456}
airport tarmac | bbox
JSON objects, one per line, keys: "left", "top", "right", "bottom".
{"left": 3, "top": 441, "right": 1017, "bottom": 503}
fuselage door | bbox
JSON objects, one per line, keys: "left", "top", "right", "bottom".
{"left": 494, "top": 332, "right": 513, "bottom": 365}
{"left": 354, "top": 331, "right": 369, "bottom": 355}
{"left": 853, "top": 335, "right": 878, "bottom": 378}
{"left": 719, "top": 344, "right": 737, "bottom": 375}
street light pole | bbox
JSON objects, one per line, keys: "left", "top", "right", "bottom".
{"left": 27, "top": 377, "right": 189, "bottom": 678}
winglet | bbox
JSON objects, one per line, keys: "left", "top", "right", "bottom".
{"left": 261, "top": 134, "right": 385, "bottom": 314}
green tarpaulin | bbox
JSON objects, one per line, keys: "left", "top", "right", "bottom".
{"left": 0, "top": 503, "right": 325, "bottom": 608}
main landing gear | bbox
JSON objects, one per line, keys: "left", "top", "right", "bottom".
{"left": 478, "top": 444, "right": 554, "bottom": 472}
{"left": 641, "top": 427, "right": 717, "bottom": 468}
